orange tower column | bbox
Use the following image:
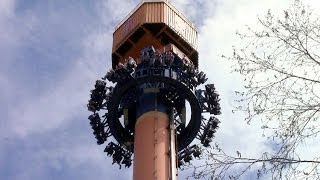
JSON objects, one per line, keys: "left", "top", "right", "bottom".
{"left": 133, "top": 111, "right": 171, "bottom": 180}
{"left": 86, "top": 1, "right": 220, "bottom": 180}
{"left": 132, "top": 89, "right": 177, "bottom": 180}
{"left": 109, "top": 1, "right": 199, "bottom": 179}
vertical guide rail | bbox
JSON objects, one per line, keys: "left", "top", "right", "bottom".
{"left": 154, "top": 92, "right": 158, "bottom": 180}
{"left": 169, "top": 108, "right": 177, "bottom": 180}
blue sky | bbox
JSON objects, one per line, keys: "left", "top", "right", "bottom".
{"left": 1, "top": 0, "right": 319, "bottom": 179}
{"left": 1, "top": 0, "right": 131, "bottom": 179}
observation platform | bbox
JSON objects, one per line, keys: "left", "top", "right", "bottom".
{"left": 112, "top": 0, "right": 198, "bottom": 68}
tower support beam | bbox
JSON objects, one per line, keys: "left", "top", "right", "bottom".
{"left": 133, "top": 111, "right": 172, "bottom": 180}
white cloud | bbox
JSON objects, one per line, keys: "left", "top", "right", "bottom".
{"left": 194, "top": 0, "right": 320, "bottom": 178}
{"left": 0, "top": 0, "right": 15, "bottom": 20}
{"left": 5, "top": 30, "right": 109, "bottom": 138}
{"left": 98, "top": 0, "right": 137, "bottom": 27}
{"left": 3, "top": 0, "right": 133, "bottom": 138}
{"left": 197, "top": 0, "right": 290, "bottom": 146}
{"left": 1, "top": 2, "right": 135, "bottom": 179}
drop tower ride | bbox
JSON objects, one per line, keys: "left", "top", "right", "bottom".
{"left": 87, "top": 1, "right": 221, "bottom": 179}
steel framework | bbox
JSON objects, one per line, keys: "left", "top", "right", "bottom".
{"left": 87, "top": 46, "right": 221, "bottom": 169}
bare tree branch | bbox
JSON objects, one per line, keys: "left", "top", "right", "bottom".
{"left": 191, "top": 1, "right": 320, "bottom": 179}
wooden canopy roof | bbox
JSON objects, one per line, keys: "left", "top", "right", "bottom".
{"left": 112, "top": 0, "right": 198, "bottom": 68}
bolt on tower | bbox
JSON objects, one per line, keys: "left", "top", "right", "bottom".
{"left": 87, "top": 1, "right": 221, "bottom": 179}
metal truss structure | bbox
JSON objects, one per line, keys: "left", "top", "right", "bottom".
{"left": 87, "top": 46, "right": 221, "bottom": 169}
